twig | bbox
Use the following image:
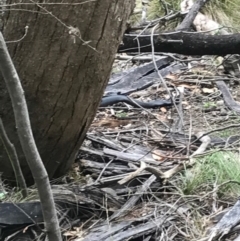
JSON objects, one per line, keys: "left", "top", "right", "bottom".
{"left": 30, "top": 0, "right": 97, "bottom": 51}
{"left": 150, "top": 24, "right": 184, "bottom": 129}
{"left": 159, "top": 0, "right": 169, "bottom": 15}
{"left": 6, "top": 26, "right": 29, "bottom": 44}
{"left": 0, "top": 118, "right": 28, "bottom": 197}
{"left": 177, "top": 0, "right": 209, "bottom": 31}
{"left": 118, "top": 161, "right": 147, "bottom": 185}
{"left": 0, "top": 32, "right": 62, "bottom": 241}
{"left": 110, "top": 175, "right": 156, "bottom": 221}
{"left": 190, "top": 123, "right": 240, "bottom": 147}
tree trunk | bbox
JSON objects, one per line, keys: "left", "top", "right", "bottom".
{"left": 0, "top": 0, "right": 135, "bottom": 183}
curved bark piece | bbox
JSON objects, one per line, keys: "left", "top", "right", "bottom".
{"left": 216, "top": 80, "right": 240, "bottom": 115}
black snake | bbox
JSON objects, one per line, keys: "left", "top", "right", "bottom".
{"left": 100, "top": 95, "right": 175, "bottom": 108}
{"left": 100, "top": 81, "right": 239, "bottom": 112}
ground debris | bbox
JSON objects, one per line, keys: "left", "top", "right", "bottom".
{"left": 3, "top": 54, "right": 240, "bottom": 241}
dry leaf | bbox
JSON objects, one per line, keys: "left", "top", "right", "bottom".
{"left": 160, "top": 107, "right": 167, "bottom": 113}
{"left": 124, "top": 123, "right": 132, "bottom": 129}
{"left": 152, "top": 149, "right": 165, "bottom": 162}
{"left": 155, "top": 114, "right": 168, "bottom": 122}
{"left": 184, "top": 105, "right": 192, "bottom": 110}
{"left": 202, "top": 88, "right": 215, "bottom": 94}
{"left": 63, "top": 230, "right": 78, "bottom": 237}
{"left": 175, "top": 83, "right": 196, "bottom": 89}
{"left": 63, "top": 227, "right": 83, "bottom": 238}
{"left": 165, "top": 74, "right": 178, "bottom": 81}
{"left": 192, "top": 88, "right": 201, "bottom": 94}
{"left": 91, "top": 118, "right": 130, "bottom": 128}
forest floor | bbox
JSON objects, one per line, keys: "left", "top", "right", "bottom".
{"left": 2, "top": 55, "right": 240, "bottom": 241}
{"left": 79, "top": 55, "right": 240, "bottom": 241}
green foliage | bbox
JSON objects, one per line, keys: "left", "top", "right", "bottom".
{"left": 131, "top": 0, "right": 181, "bottom": 29}
{"left": 181, "top": 151, "right": 240, "bottom": 198}
{"left": 204, "top": 0, "right": 240, "bottom": 31}
{"left": 132, "top": 0, "right": 240, "bottom": 31}
{"left": 203, "top": 102, "right": 216, "bottom": 109}
{"left": 148, "top": 0, "right": 181, "bottom": 19}
{"left": 216, "top": 129, "right": 236, "bottom": 138}
{"left": 116, "top": 111, "right": 128, "bottom": 118}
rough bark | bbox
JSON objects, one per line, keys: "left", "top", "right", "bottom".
{"left": 0, "top": 0, "right": 135, "bottom": 183}
{"left": 119, "top": 32, "right": 240, "bottom": 55}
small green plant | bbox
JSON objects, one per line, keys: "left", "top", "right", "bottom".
{"left": 180, "top": 151, "right": 240, "bottom": 198}
{"left": 216, "top": 129, "right": 236, "bottom": 138}
{"left": 203, "top": 102, "right": 216, "bottom": 109}
{"left": 116, "top": 112, "right": 128, "bottom": 118}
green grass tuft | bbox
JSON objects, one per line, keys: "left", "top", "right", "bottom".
{"left": 132, "top": 0, "right": 240, "bottom": 31}
{"left": 180, "top": 151, "right": 240, "bottom": 198}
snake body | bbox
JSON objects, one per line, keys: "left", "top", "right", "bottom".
{"left": 100, "top": 95, "right": 173, "bottom": 108}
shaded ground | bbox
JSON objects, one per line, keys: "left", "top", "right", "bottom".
{"left": 93, "top": 55, "right": 240, "bottom": 141}
{"left": 2, "top": 55, "right": 240, "bottom": 241}
{"left": 77, "top": 55, "right": 240, "bottom": 241}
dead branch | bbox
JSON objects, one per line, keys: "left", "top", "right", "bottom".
{"left": 177, "top": 0, "right": 209, "bottom": 31}
{"left": 0, "top": 118, "right": 28, "bottom": 197}
{"left": 119, "top": 32, "right": 240, "bottom": 55}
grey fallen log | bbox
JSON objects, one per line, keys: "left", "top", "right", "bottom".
{"left": 103, "top": 148, "right": 160, "bottom": 165}
{"left": 207, "top": 199, "right": 240, "bottom": 240}
{"left": 82, "top": 215, "right": 172, "bottom": 241}
{"left": 109, "top": 175, "right": 156, "bottom": 221}
{"left": 105, "top": 56, "right": 184, "bottom": 96}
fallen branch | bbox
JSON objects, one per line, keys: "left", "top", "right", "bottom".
{"left": 0, "top": 118, "right": 27, "bottom": 197}
{"left": 119, "top": 32, "right": 240, "bottom": 55}
{"left": 177, "top": 0, "right": 209, "bottom": 31}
